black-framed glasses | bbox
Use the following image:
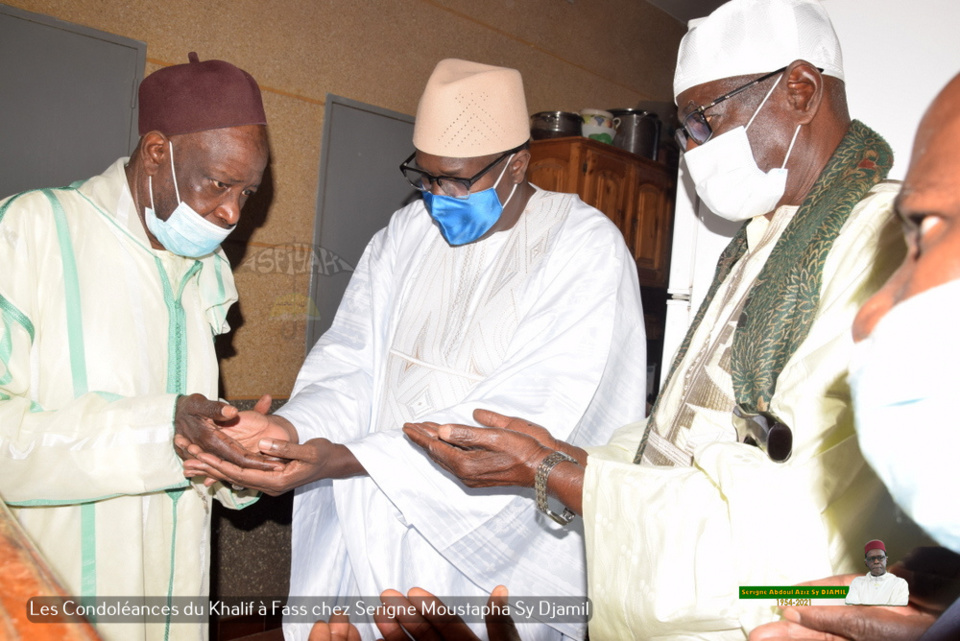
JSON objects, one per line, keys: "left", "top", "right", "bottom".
{"left": 867, "top": 554, "right": 887, "bottom": 563}
{"left": 675, "top": 66, "right": 788, "bottom": 149}
{"left": 399, "top": 143, "right": 524, "bottom": 199}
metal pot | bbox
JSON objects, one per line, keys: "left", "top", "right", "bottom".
{"left": 609, "top": 109, "right": 660, "bottom": 160}
{"left": 530, "top": 111, "right": 581, "bottom": 139}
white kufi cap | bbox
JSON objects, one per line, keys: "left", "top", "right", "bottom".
{"left": 413, "top": 58, "right": 530, "bottom": 158}
{"left": 673, "top": 0, "right": 844, "bottom": 100}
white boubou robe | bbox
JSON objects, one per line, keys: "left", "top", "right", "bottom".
{"left": 279, "top": 188, "right": 648, "bottom": 641}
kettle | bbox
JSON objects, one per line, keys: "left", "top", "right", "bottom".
{"left": 608, "top": 109, "right": 661, "bottom": 160}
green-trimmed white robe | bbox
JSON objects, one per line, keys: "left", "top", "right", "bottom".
{"left": 0, "top": 159, "right": 256, "bottom": 641}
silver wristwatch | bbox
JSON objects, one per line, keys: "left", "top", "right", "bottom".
{"left": 535, "top": 450, "right": 578, "bottom": 525}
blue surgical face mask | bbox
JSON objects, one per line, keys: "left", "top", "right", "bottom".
{"left": 144, "top": 141, "right": 233, "bottom": 258}
{"left": 849, "top": 279, "right": 960, "bottom": 554}
{"left": 422, "top": 154, "right": 518, "bottom": 246}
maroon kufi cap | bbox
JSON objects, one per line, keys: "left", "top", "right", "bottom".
{"left": 138, "top": 52, "right": 266, "bottom": 136}
{"left": 864, "top": 540, "right": 886, "bottom": 554}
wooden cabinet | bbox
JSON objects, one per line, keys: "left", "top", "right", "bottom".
{"left": 528, "top": 136, "right": 676, "bottom": 288}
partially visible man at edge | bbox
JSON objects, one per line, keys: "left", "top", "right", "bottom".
{"left": 749, "top": 69, "right": 960, "bottom": 641}
{"left": 0, "top": 53, "right": 272, "bottom": 641}
{"left": 402, "top": 0, "right": 931, "bottom": 638}
{"left": 182, "top": 58, "right": 647, "bottom": 641}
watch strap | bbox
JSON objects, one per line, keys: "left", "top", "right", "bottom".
{"left": 535, "top": 450, "right": 578, "bottom": 525}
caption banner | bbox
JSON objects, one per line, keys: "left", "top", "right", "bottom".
{"left": 739, "top": 586, "right": 849, "bottom": 599}
{"left": 27, "top": 596, "right": 592, "bottom": 624}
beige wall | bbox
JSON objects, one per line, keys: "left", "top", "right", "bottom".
{"left": 9, "top": 0, "right": 684, "bottom": 399}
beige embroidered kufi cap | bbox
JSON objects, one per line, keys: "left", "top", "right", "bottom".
{"left": 413, "top": 59, "right": 529, "bottom": 158}
{"left": 673, "top": 0, "right": 844, "bottom": 101}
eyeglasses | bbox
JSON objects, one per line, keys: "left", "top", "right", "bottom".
{"left": 399, "top": 144, "right": 523, "bottom": 199}
{"left": 675, "top": 66, "right": 788, "bottom": 149}
{"left": 867, "top": 555, "right": 887, "bottom": 563}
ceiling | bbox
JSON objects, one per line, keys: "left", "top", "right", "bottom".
{"left": 644, "top": 0, "right": 726, "bottom": 24}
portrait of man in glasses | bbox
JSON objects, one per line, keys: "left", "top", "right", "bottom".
{"left": 844, "top": 540, "right": 910, "bottom": 606}
{"left": 181, "top": 57, "right": 647, "bottom": 641}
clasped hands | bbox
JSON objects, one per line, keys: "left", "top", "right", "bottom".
{"left": 174, "top": 393, "right": 330, "bottom": 495}
{"left": 174, "top": 397, "right": 585, "bottom": 502}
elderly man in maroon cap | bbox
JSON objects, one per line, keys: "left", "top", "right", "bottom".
{"left": 0, "top": 53, "right": 269, "bottom": 640}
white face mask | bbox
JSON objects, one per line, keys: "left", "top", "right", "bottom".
{"left": 849, "top": 279, "right": 960, "bottom": 554}
{"left": 144, "top": 141, "right": 233, "bottom": 258}
{"left": 682, "top": 75, "right": 802, "bottom": 222}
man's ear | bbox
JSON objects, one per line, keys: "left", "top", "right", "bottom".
{"left": 784, "top": 60, "right": 823, "bottom": 125}
{"left": 140, "top": 131, "right": 170, "bottom": 176}
{"left": 508, "top": 148, "right": 531, "bottom": 184}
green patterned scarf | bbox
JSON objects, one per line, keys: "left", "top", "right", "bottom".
{"left": 635, "top": 121, "right": 892, "bottom": 464}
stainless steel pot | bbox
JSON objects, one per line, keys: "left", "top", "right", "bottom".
{"left": 530, "top": 111, "right": 581, "bottom": 139}
{"left": 609, "top": 109, "right": 660, "bottom": 160}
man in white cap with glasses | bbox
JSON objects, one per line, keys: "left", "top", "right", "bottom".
{"left": 400, "top": 1, "right": 930, "bottom": 638}
{"left": 183, "top": 58, "right": 646, "bottom": 640}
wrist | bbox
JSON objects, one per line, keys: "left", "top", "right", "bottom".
{"left": 555, "top": 441, "right": 587, "bottom": 466}
{"left": 324, "top": 440, "right": 367, "bottom": 479}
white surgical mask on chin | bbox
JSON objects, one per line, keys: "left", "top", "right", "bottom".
{"left": 144, "top": 141, "right": 233, "bottom": 258}
{"left": 849, "top": 279, "right": 960, "bottom": 554}
{"left": 683, "top": 75, "right": 801, "bottom": 222}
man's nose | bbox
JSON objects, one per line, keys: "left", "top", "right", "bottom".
{"left": 213, "top": 197, "right": 242, "bottom": 227}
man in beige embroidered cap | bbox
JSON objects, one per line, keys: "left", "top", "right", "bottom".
{"left": 183, "top": 58, "right": 647, "bottom": 640}
{"left": 0, "top": 52, "right": 269, "bottom": 641}
{"left": 399, "top": 1, "right": 930, "bottom": 639}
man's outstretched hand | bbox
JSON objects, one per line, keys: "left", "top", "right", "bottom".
{"left": 403, "top": 408, "right": 583, "bottom": 489}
